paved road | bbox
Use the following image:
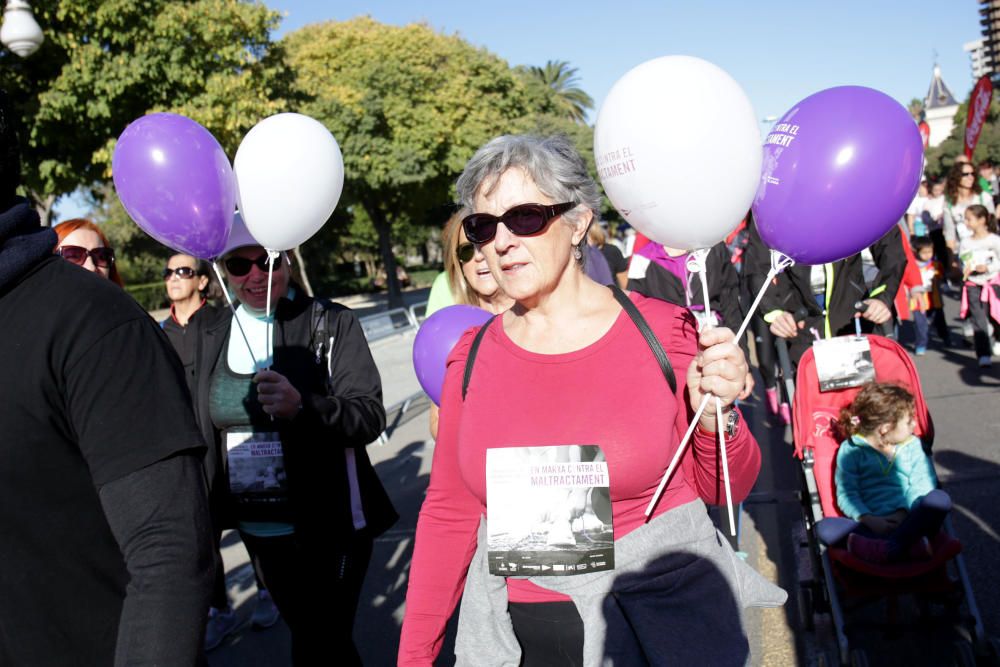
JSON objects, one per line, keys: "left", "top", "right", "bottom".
{"left": 207, "top": 290, "right": 1000, "bottom": 666}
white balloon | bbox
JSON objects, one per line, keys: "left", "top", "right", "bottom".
{"left": 594, "top": 56, "right": 761, "bottom": 249}
{"left": 234, "top": 113, "right": 345, "bottom": 251}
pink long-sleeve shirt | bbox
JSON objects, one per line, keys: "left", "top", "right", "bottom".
{"left": 399, "top": 292, "right": 761, "bottom": 665}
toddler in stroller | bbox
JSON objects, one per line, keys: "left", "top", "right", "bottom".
{"left": 815, "top": 383, "right": 951, "bottom": 564}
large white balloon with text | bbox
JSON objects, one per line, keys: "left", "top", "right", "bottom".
{"left": 234, "top": 113, "right": 344, "bottom": 251}
{"left": 594, "top": 55, "right": 761, "bottom": 249}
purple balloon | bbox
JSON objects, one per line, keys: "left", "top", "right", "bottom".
{"left": 413, "top": 305, "right": 492, "bottom": 405}
{"left": 112, "top": 113, "right": 235, "bottom": 259}
{"left": 752, "top": 86, "right": 923, "bottom": 265}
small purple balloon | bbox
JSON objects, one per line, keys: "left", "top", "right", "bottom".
{"left": 752, "top": 86, "right": 923, "bottom": 265}
{"left": 112, "top": 113, "right": 235, "bottom": 259}
{"left": 413, "top": 305, "right": 492, "bottom": 405}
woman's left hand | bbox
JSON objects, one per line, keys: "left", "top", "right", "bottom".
{"left": 254, "top": 370, "right": 303, "bottom": 419}
{"left": 686, "top": 327, "right": 749, "bottom": 431}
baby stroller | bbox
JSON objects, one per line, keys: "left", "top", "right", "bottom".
{"left": 787, "top": 333, "right": 996, "bottom": 666}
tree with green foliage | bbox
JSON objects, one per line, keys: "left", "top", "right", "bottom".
{"left": 283, "top": 17, "right": 582, "bottom": 306}
{"left": 526, "top": 60, "right": 594, "bottom": 124}
{"left": 0, "top": 0, "right": 293, "bottom": 223}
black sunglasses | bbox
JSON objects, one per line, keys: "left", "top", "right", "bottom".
{"left": 224, "top": 253, "right": 283, "bottom": 277}
{"left": 962, "top": 171, "right": 976, "bottom": 176}
{"left": 162, "top": 266, "right": 197, "bottom": 280}
{"left": 462, "top": 202, "right": 576, "bottom": 244}
{"left": 457, "top": 242, "right": 475, "bottom": 264}
{"left": 57, "top": 245, "right": 114, "bottom": 268}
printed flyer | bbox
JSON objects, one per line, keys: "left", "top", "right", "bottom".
{"left": 486, "top": 445, "right": 614, "bottom": 576}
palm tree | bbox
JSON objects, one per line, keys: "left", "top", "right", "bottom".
{"left": 529, "top": 60, "right": 594, "bottom": 124}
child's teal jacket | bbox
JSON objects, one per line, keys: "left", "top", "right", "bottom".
{"left": 835, "top": 435, "right": 938, "bottom": 520}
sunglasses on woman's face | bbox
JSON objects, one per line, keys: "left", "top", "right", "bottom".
{"left": 162, "top": 266, "right": 197, "bottom": 280}
{"left": 462, "top": 202, "right": 576, "bottom": 244}
{"left": 962, "top": 171, "right": 976, "bottom": 177}
{"left": 457, "top": 242, "right": 475, "bottom": 264}
{"left": 57, "top": 245, "right": 114, "bottom": 268}
{"left": 224, "top": 252, "right": 283, "bottom": 277}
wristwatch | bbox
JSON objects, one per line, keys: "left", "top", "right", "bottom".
{"left": 724, "top": 409, "right": 740, "bottom": 438}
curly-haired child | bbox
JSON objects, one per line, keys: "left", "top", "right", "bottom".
{"left": 816, "top": 383, "right": 951, "bottom": 563}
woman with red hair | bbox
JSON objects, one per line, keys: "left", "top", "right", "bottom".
{"left": 53, "top": 218, "right": 124, "bottom": 287}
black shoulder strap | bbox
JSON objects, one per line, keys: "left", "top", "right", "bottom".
{"left": 462, "top": 315, "right": 496, "bottom": 400}
{"left": 609, "top": 284, "right": 677, "bottom": 394}
{"left": 461, "top": 288, "right": 677, "bottom": 400}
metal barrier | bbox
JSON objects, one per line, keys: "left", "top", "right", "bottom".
{"left": 359, "top": 307, "right": 417, "bottom": 343}
{"left": 357, "top": 300, "right": 431, "bottom": 443}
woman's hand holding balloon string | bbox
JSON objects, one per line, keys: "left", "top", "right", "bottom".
{"left": 686, "top": 326, "right": 747, "bottom": 432}
{"left": 254, "top": 370, "right": 302, "bottom": 420}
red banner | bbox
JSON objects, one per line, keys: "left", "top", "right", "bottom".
{"left": 965, "top": 75, "right": 993, "bottom": 159}
{"left": 918, "top": 121, "right": 930, "bottom": 149}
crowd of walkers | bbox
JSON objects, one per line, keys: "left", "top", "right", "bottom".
{"left": 2, "top": 72, "right": 995, "bottom": 665}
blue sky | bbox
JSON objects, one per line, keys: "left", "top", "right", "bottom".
{"left": 55, "top": 1, "right": 985, "bottom": 221}
{"left": 270, "top": 0, "right": 982, "bottom": 122}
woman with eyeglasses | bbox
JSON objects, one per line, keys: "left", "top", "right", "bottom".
{"left": 943, "top": 161, "right": 995, "bottom": 254}
{"left": 53, "top": 218, "right": 124, "bottom": 287}
{"left": 188, "top": 240, "right": 396, "bottom": 665}
{"left": 428, "top": 211, "right": 514, "bottom": 438}
{"left": 399, "top": 135, "right": 781, "bottom": 666}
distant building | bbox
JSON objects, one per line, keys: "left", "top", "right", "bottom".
{"left": 965, "top": 38, "right": 989, "bottom": 80}
{"left": 924, "top": 65, "right": 960, "bottom": 148}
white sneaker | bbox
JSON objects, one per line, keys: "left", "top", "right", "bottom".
{"left": 204, "top": 607, "right": 239, "bottom": 651}
{"left": 979, "top": 355, "right": 992, "bottom": 368}
{"left": 251, "top": 589, "right": 281, "bottom": 629}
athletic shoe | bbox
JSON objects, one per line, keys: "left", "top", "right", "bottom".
{"left": 979, "top": 356, "right": 992, "bottom": 368}
{"left": 765, "top": 387, "right": 779, "bottom": 415}
{"left": 204, "top": 607, "right": 239, "bottom": 651}
{"left": 779, "top": 402, "right": 791, "bottom": 425}
{"left": 915, "top": 346, "right": 927, "bottom": 356}
{"left": 847, "top": 533, "right": 890, "bottom": 564}
{"left": 251, "top": 589, "right": 281, "bottom": 630}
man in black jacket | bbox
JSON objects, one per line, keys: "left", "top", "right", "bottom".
{"left": 192, "top": 242, "right": 397, "bottom": 665}
{"left": 750, "top": 224, "right": 906, "bottom": 366}
{"left": 0, "top": 92, "right": 213, "bottom": 665}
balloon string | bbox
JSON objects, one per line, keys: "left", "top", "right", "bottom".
{"left": 695, "top": 255, "right": 734, "bottom": 535}
{"left": 266, "top": 251, "right": 276, "bottom": 371}
{"left": 644, "top": 249, "right": 794, "bottom": 520}
{"left": 212, "top": 261, "right": 259, "bottom": 373}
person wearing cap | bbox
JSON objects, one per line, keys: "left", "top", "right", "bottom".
{"left": 189, "top": 233, "right": 397, "bottom": 665}
{"left": 0, "top": 91, "right": 213, "bottom": 664}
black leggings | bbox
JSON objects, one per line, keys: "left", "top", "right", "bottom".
{"left": 508, "top": 601, "right": 584, "bottom": 667}
{"left": 241, "top": 529, "right": 373, "bottom": 666}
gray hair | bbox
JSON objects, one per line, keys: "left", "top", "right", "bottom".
{"left": 455, "top": 135, "right": 602, "bottom": 264}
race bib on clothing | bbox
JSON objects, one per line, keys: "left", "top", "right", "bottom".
{"left": 813, "top": 335, "right": 874, "bottom": 392}
{"left": 485, "top": 445, "right": 614, "bottom": 576}
{"left": 226, "top": 429, "right": 288, "bottom": 500}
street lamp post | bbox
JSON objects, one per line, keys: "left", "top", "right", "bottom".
{"left": 0, "top": 0, "right": 43, "bottom": 58}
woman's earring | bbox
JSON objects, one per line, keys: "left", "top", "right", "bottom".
{"left": 573, "top": 244, "right": 583, "bottom": 260}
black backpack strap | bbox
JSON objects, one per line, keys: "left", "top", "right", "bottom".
{"left": 462, "top": 316, "right": 497, "bottom": 400}
{"left": 609, "top": 284, "right": 677, "bottom": 394}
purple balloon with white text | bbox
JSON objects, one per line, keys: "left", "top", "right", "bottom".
{"left": 752, "top": 86, "right": 922, "bottom": 265}
{"left": 413, "top": 305, "right": 492, "bottom": 406}
{"left": 113, "top": 113, "right": 235, "bottom": 259}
